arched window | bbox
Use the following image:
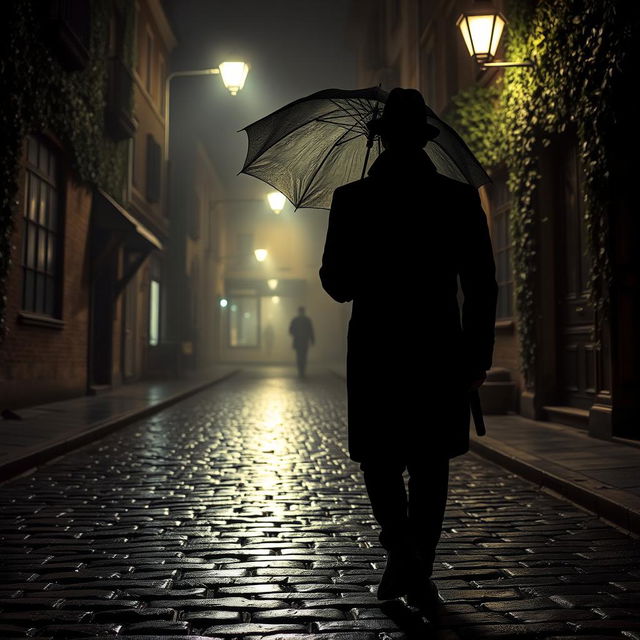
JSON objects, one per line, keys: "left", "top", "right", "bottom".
{"left": 22, "top": 136, "right": 63, "bottom": 318}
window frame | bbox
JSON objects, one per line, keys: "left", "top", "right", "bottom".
{"left": 20, "top": 135, "right": 64, "bottom": 322}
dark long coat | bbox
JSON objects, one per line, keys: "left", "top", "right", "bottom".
{"left": 320, "top": 149, "right": 498, "bottom": 463}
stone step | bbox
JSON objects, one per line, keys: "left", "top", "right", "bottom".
{"left": 543, "top": 405, "right": 589, "bottom": 429}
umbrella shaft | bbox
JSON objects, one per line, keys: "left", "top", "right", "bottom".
{"left": 360, "top": 136, "right": 374, "bottom": 180}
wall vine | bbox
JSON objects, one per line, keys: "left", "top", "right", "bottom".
{"left": 445, "top": 0, "right": 634, "bottom": 384}
{"left": 0, "top": 0, "right": 134, "bottom": 340}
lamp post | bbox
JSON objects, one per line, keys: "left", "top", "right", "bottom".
{"left": 457, "top": 7, "right": 533, "bottom": 69}
{"left": 163, "top": 61, "right": 249, "bottom": 160}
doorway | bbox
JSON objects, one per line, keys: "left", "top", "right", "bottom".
{"left": 554, "top": 140, "right": 596, "bottom": 412}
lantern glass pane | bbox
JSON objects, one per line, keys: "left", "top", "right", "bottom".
{"left": 466, "top": 15, "right": 497, "bottom": 57}
{"left": 457, "top": 15, "right": 475, "bottom": 57}
{"left": 489, "top": 14, "right": 505, "bottom": 57}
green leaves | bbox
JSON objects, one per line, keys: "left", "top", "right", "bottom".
{"left": 447, "top": 0, "right": 633, "bottom": 384}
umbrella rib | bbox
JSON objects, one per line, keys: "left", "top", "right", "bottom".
{"left": 328, "top": 98, "right": 371, "bottom": 128}
{"left": 296, "top": 117, "right": 363, "bottom": 207}
{"left": 335, "top": 131, "right": 366, "bottom": 146}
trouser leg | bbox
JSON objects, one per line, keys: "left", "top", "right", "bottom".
{"left": 295, "top": 347, "right": 307, "bottom": 377}
{"left": 406, "top": 456, "right": 450, "bottom": 576}
{"left": 360, "top": 458, "right": 409, "bottom": 551}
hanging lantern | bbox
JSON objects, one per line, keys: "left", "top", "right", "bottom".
{"left": 457, "top": 10, "right": 506, "bottom": 64}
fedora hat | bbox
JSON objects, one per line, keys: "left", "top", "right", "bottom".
{"left": 367, "top": 87, "right": 439, "bottom": 141}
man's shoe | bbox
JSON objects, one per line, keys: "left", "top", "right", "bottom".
{"left": 376, "top": 550, "right": 414, "bottom": 600}
{"left": 407, "top": 578, "right": 440, "bottom": 620}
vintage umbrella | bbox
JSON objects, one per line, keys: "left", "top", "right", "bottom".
{"left": 240, "top": 86, "right": 490, "bottom": 210}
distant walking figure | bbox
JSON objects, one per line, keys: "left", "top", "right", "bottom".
{"left": 320, "top": 88, "right": 497, "bottom": 614}
{"left": 289, "top": 306, "right": 315, "bottom": 378}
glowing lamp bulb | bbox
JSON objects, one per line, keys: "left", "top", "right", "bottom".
{"left": 267, "top": 279, "right": 278, "bottom": 290}
{"left": 267, "top": 191, "right": 286, "bottom": 214}
{"left": 254, "top": 248, "right": 268, "bottom": 262}
{"left": 218, "top": 61, "right": 249, "bottom": 95}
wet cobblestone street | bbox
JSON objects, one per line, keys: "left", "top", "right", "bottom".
{"left": 1, "top": 368, "right": 639, "bottom": 639}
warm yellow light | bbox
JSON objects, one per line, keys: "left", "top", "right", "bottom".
{"left": 254, "top": 248, "right": 268, "bottom": 262}
{"left": 218, "top": 61, "right": 249, "bottom": 95}
{"left": 271, "top": 296, "right": 280, "bottom": 304}
{"left": 457, "top": 12, "right": 505, "bottom": 63}
{"left": 267, "top": 279, "right": 278, "bottom": 290}
{"left": 267, "top": 191, "right": 286, "bottom": 214}
{"left": 267, "top": 191, "right": 287, "bottom": 213}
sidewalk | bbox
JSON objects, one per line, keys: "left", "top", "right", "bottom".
{"left": 0, "top": 366, "right": 239, "bottom": 482}
{"left": 329, "top": 365, "right": 640, "bottom": 535}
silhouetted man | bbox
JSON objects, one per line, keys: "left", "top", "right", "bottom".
{"left": 320, "top": 88, "right": 497, "bottom": 615}
{"left": 289, "top": 306, "right": 314, "bottom": 378}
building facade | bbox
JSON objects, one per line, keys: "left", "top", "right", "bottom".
{"left": 349, "top": 0, "right": 639, "bottom": 440}
{"left": 0, "top": 0, "right": 176, "bottom": 409}
{"left": 166, "top": 135, "right": 229, "bottom": 373}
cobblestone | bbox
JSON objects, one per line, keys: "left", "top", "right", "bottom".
{"left": 1, "top": 368, "right": 639, "bottom": 638}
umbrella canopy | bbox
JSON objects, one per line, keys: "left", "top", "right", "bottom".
{"left": 240, "top": 87, "right": 490, "bottom": 210}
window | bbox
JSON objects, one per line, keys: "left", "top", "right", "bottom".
{"left": 146, "top": 134, "right": 161, "bottom": 203}
{"left": 22, "top": 136, "right": 62, "bottom": 317}
{"left": 149, "top": 279, "right": 160, "bottom": 346}
{"left": 489, "top": 178, "right": 513, "bottom": 319}
{"left": 158, "top": 54, "right": 166, "bottom": 111}
{"left": 145, "top": 28, "right": 154, "bottom": 95}
{"left": 229, "top": 297, "right": 259, "bottom": 347}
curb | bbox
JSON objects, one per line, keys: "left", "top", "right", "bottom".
{"left": 470, "top": 435, "right": 640, "bottom": 536}
{"left": 0, "top": 369, "right": 240, "bottom": 483}
{"left": 326, "top": 368, "right": 640, "bottom": 536}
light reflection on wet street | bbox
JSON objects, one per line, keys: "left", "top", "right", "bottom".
{"left": 1, "top": 367, "right": 639, "bottom": 639}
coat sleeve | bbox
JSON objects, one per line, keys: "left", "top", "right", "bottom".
{"left": 459, "top": 188, "right": 498, "bottom": 376}
{"left": 319, "top": 188, "right": 355, "bottom": 303}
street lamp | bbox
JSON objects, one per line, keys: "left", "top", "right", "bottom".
{"left": 164, "top": 61, "right": 249, "bottom": 159}
{"left": 267, "top": 191, "right": 286, "bottom": 214}
{"left": 457, "top": 7, "right": 533, "bottom": 69}
{"left": 218, "top": 62, "right": 250, "bottom": 96}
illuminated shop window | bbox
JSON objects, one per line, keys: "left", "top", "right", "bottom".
{"left": 149, "top": 279, "right": 160, "bottom": 346}
{"left": 229, "top": 296, "right": 259, "bottom": 347}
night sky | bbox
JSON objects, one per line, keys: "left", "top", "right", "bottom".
{"left": 163, "top": 0, "right": 357, "bottom": 200}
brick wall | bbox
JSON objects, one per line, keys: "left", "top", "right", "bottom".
{"left": 0, "top": 169, "right": 92, "bottom": 409}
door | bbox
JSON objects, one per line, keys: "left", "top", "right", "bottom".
{"left": 121, "top": 262, "right": 137, "bottom": 380}
{"left": 555, "top": 141, "right": 596, "bottom": 410}
{"left": 90, "top": 256, "right": 116, "bottom": 387}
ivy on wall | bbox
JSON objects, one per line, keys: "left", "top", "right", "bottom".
{"left": 445, "top": 0, "right": 634, "bottom": 384}
{"left": 0, "top": 0, "right": 134, "bottom": 340}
